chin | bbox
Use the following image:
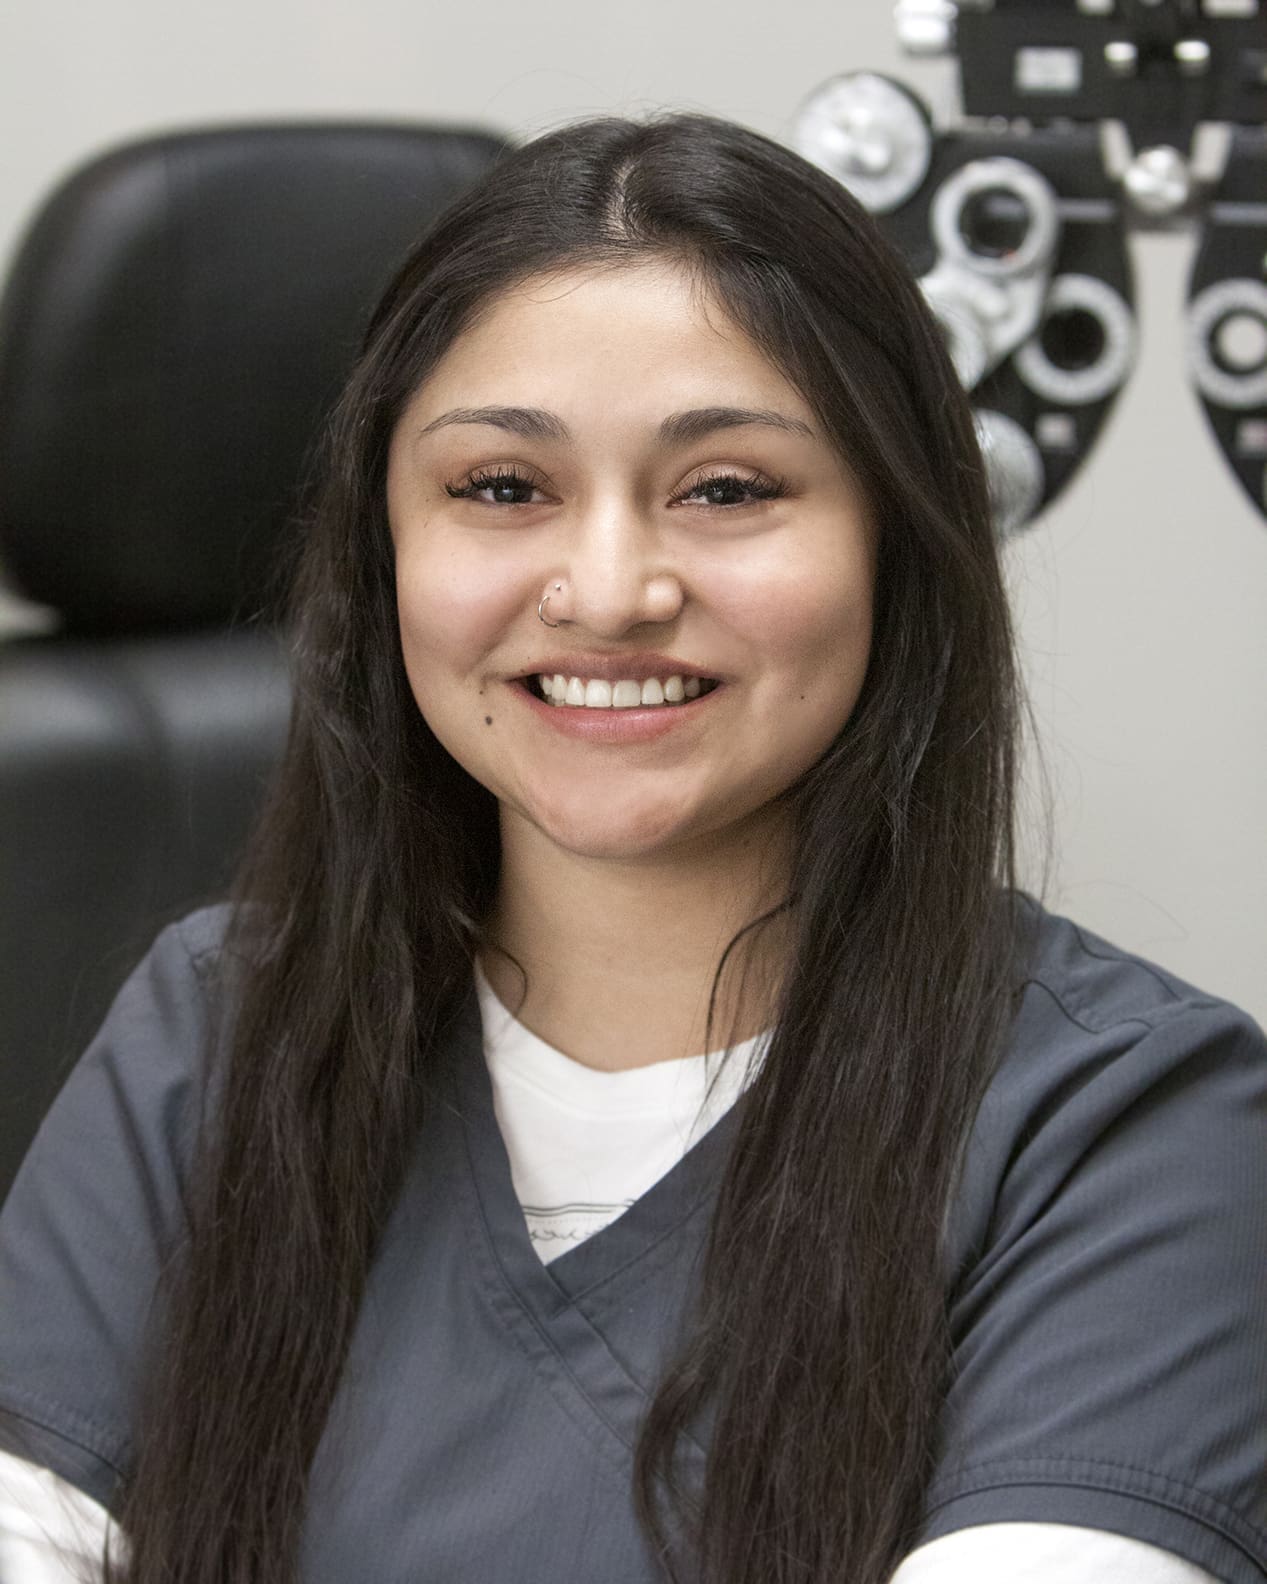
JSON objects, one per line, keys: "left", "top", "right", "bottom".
{"left": 528, "top": 799, "right": 701, "bottom": 863}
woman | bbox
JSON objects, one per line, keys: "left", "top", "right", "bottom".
{"left": 0, "top": 111, "right": 1264, "bottom": 1584}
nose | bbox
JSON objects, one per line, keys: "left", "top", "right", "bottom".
{"left": 553, "top": 499, "right": 684, "bottom": 637}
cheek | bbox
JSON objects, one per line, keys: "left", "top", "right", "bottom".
{"left": 394, "top": 539, "right": 527, "bottom": 677}
{"left": 735, "top": 544, "right": 875, "bottom": 699}
{"left": 764, "top": 599, "right": 874, "bottom": 788}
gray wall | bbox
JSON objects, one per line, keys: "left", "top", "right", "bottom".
{"left": 1, "top": 0, "right": 1263, "bottom": 1021}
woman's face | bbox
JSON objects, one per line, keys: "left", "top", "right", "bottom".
{"left": 386, "top": 261, "right": 878, "bottom": 864}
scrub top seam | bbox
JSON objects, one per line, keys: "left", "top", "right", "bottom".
{"left": 1067, "top": 924, "right": 1216, "bottom": 1011}
{"left": 560, "top": 1187, "right": 718, "bottom": 1307}
{"left": 0, "top": 1385, "right": 128, "bottom": 1471}
{"left": 543, "top": 1096, "right": 745, "bottom": 1307}
{"left": 0, "top": 1387, "right": 128, "bottom": 1482}
{"left": 1018, "top": 975, "right": 1225, "bottom": 1046}
{"left": 924, "top": 1453, "right": 1267, "bottom": 1566}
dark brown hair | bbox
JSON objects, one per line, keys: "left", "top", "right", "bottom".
{"left": 106, "top": 109, "right": 1027, "bottom": 1584}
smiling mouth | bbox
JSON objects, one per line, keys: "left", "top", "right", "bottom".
{"left": 520, "top": 674, "right": 721, "bottom": 708}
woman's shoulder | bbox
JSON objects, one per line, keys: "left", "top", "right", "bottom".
{"left": 1010, "top": 890, "right": 1262, "bottom": 1044}
{"left": 947, "top": 891, "right": 1267, "bottom": 1280}
{"left": 81, "top": 901, "right": 244, "bottom": 1089}
{"left": 168, "top": 899, "right": 238, "bottom": 964}
{"left": 6, "top": 904, "right": 245, "bottom": 1210}
{"left": 929, "top": 897, "right": 1267, "bottom": 1577}
{"left": 1, "top": 903, "right": 254, "bottom": 1275}
{"left": 0, "top": 904, "right": 252, "bottom": 1513}
{"left": 167, "top": 899, "right": 267, "bottom": 996}
{"left": 104, "top": 900, "right": 267, "bottom": 1066}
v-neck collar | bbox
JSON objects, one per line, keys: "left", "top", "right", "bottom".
{"left": 446, "top": 977, "right": 748, "bottom": 1310}
{"left": 435, "top": 979, "right": 748, "bottom": 1476}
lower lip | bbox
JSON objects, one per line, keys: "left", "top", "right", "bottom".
{"left": 509, "top": 679, "right": 723, "bottom": 742}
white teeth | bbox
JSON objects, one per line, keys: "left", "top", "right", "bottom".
{"left": 534, "top": 673, "right": 716, "bottom": 709}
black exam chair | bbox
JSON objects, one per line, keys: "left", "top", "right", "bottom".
{"left": 0, "top": 121, "right": 509, "bottom": 1204}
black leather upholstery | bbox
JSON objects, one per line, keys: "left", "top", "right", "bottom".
{"left": 0, "top": 123, "right": 507, "bottom": 633}
{"left": 0, "top": 629, "right": 292, "bottom": 1170}
{"left": 0, "top": 122, "right": 509, "bottom": 1203}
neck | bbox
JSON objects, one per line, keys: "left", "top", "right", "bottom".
{"left": 480, "top": 805, "right": 794, "bottom": 1072}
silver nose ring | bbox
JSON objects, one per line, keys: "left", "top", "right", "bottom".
{"left": 538, "top": 583, "right": 563, "bottom": 627}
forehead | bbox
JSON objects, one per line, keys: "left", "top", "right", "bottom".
{"left": 404, "top": 261, "right": 808, "bottom": 421}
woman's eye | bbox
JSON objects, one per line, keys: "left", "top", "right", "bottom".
{"left": 444, "top": 468, "right": 545, "bottom": 506}
{"left": 674, "top": 471, "right": 788, "bottom": 509}
{"left": 444, "top": 467, "right": 788, "bottom": 510}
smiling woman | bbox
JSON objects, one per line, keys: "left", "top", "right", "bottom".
{"left": 384, "top": 262, "right": 876, "bottom": 1003}
{"left": 0, "top": 112, "right": 1264, "bottom": 1584}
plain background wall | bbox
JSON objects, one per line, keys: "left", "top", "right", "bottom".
{"left": 1, "top": 0, "right": 1263, "bottom": 1023}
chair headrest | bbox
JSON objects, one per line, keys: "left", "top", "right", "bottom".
{"left": 0, "top": 122, "right": 507, "bottom": 634}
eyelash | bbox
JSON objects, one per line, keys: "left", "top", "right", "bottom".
{"left": 443, "top": 466, "right": 788, "bottom": 509}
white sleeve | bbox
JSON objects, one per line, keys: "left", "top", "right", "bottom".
{"left": 889, "top": 1522, "right": 1225, "bottom": 1583}
{"left": 0, "top": 1449, "right": 118, "bottom": 1584}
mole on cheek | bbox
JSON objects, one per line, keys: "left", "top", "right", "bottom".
{"left": 484, "top": 715, "right": 493, "bottom": 726}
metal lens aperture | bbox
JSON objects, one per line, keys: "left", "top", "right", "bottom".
{"left": 1040, "top": 305, "right": 1108, "bottom": 372}
{"left": 1211, "top": 309, "right": 1267, "bottom": 377}
{"left": 957, "top": 186, "right": 1032, "bottom": 261}
{"left": 1014, "top": 274, "right": 1136, "bottom": 405}
{"left": 931, "top": 158, "right": 1061, "bottom": 281}
{"left": 1187, "top": 279, "right": 1267, "bottom": 410}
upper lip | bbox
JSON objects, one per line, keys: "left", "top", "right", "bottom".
{"left": 515, "top": 652, "right": 722, "bottom": 684}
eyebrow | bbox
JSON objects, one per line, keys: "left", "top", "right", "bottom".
{"left": 415, "top": 404, "right": 816, "bottom": 445}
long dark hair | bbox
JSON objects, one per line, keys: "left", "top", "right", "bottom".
{"left": 106, "top": 110, "right": 1027, "bottom": 1584}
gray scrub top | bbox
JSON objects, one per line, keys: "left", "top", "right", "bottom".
{"left": 1, "top": 900, "right": 1265, "bottom": 1582}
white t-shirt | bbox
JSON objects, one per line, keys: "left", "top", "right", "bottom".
{"left": 0, "top": 966, "right": 1225, "bottom": 1584}
{"left": 474, "top": 956, "right": 768, "bottom": 1260}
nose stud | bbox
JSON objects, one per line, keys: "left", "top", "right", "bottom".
{"left": 538, "top": 582, "right": 563, "bottom": 627}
